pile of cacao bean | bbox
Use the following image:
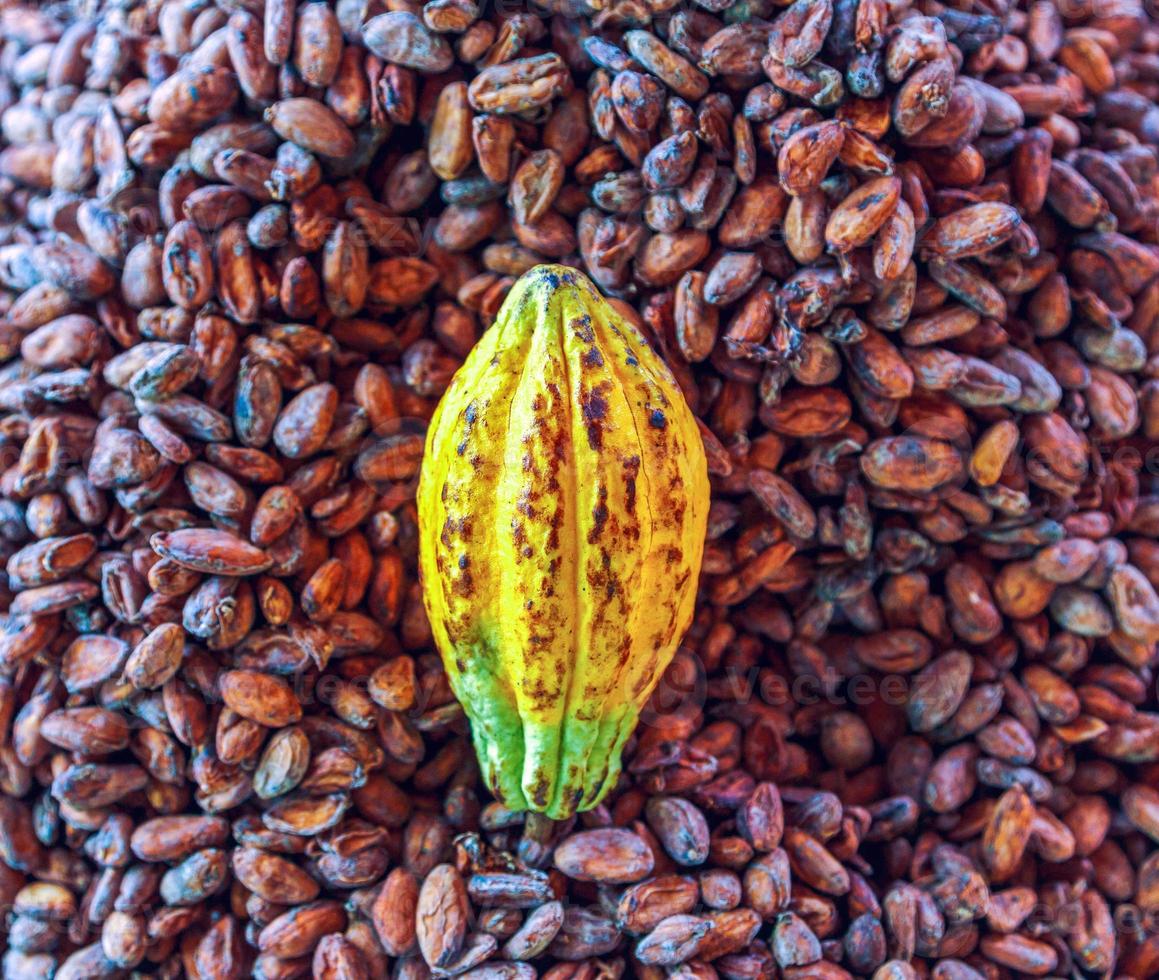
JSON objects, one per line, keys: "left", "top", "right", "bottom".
{"left": 0, "top": 0, "right": 1157, "bottom": 976}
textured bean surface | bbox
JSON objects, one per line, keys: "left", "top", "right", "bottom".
{"left": 0, "top": 0, "right": 1157, "bottom": 978}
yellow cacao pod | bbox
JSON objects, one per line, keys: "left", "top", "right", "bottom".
{"left": 417, "top": 265, "right": 709, "bottom": 818}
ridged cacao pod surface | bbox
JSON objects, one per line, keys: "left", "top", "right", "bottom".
{"left": 418, "top": 264, "right": 709, "bottom": 818}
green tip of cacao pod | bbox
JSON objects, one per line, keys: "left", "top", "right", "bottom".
{"left": 417, "top": 262, "right": 709, "bottom": 819}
